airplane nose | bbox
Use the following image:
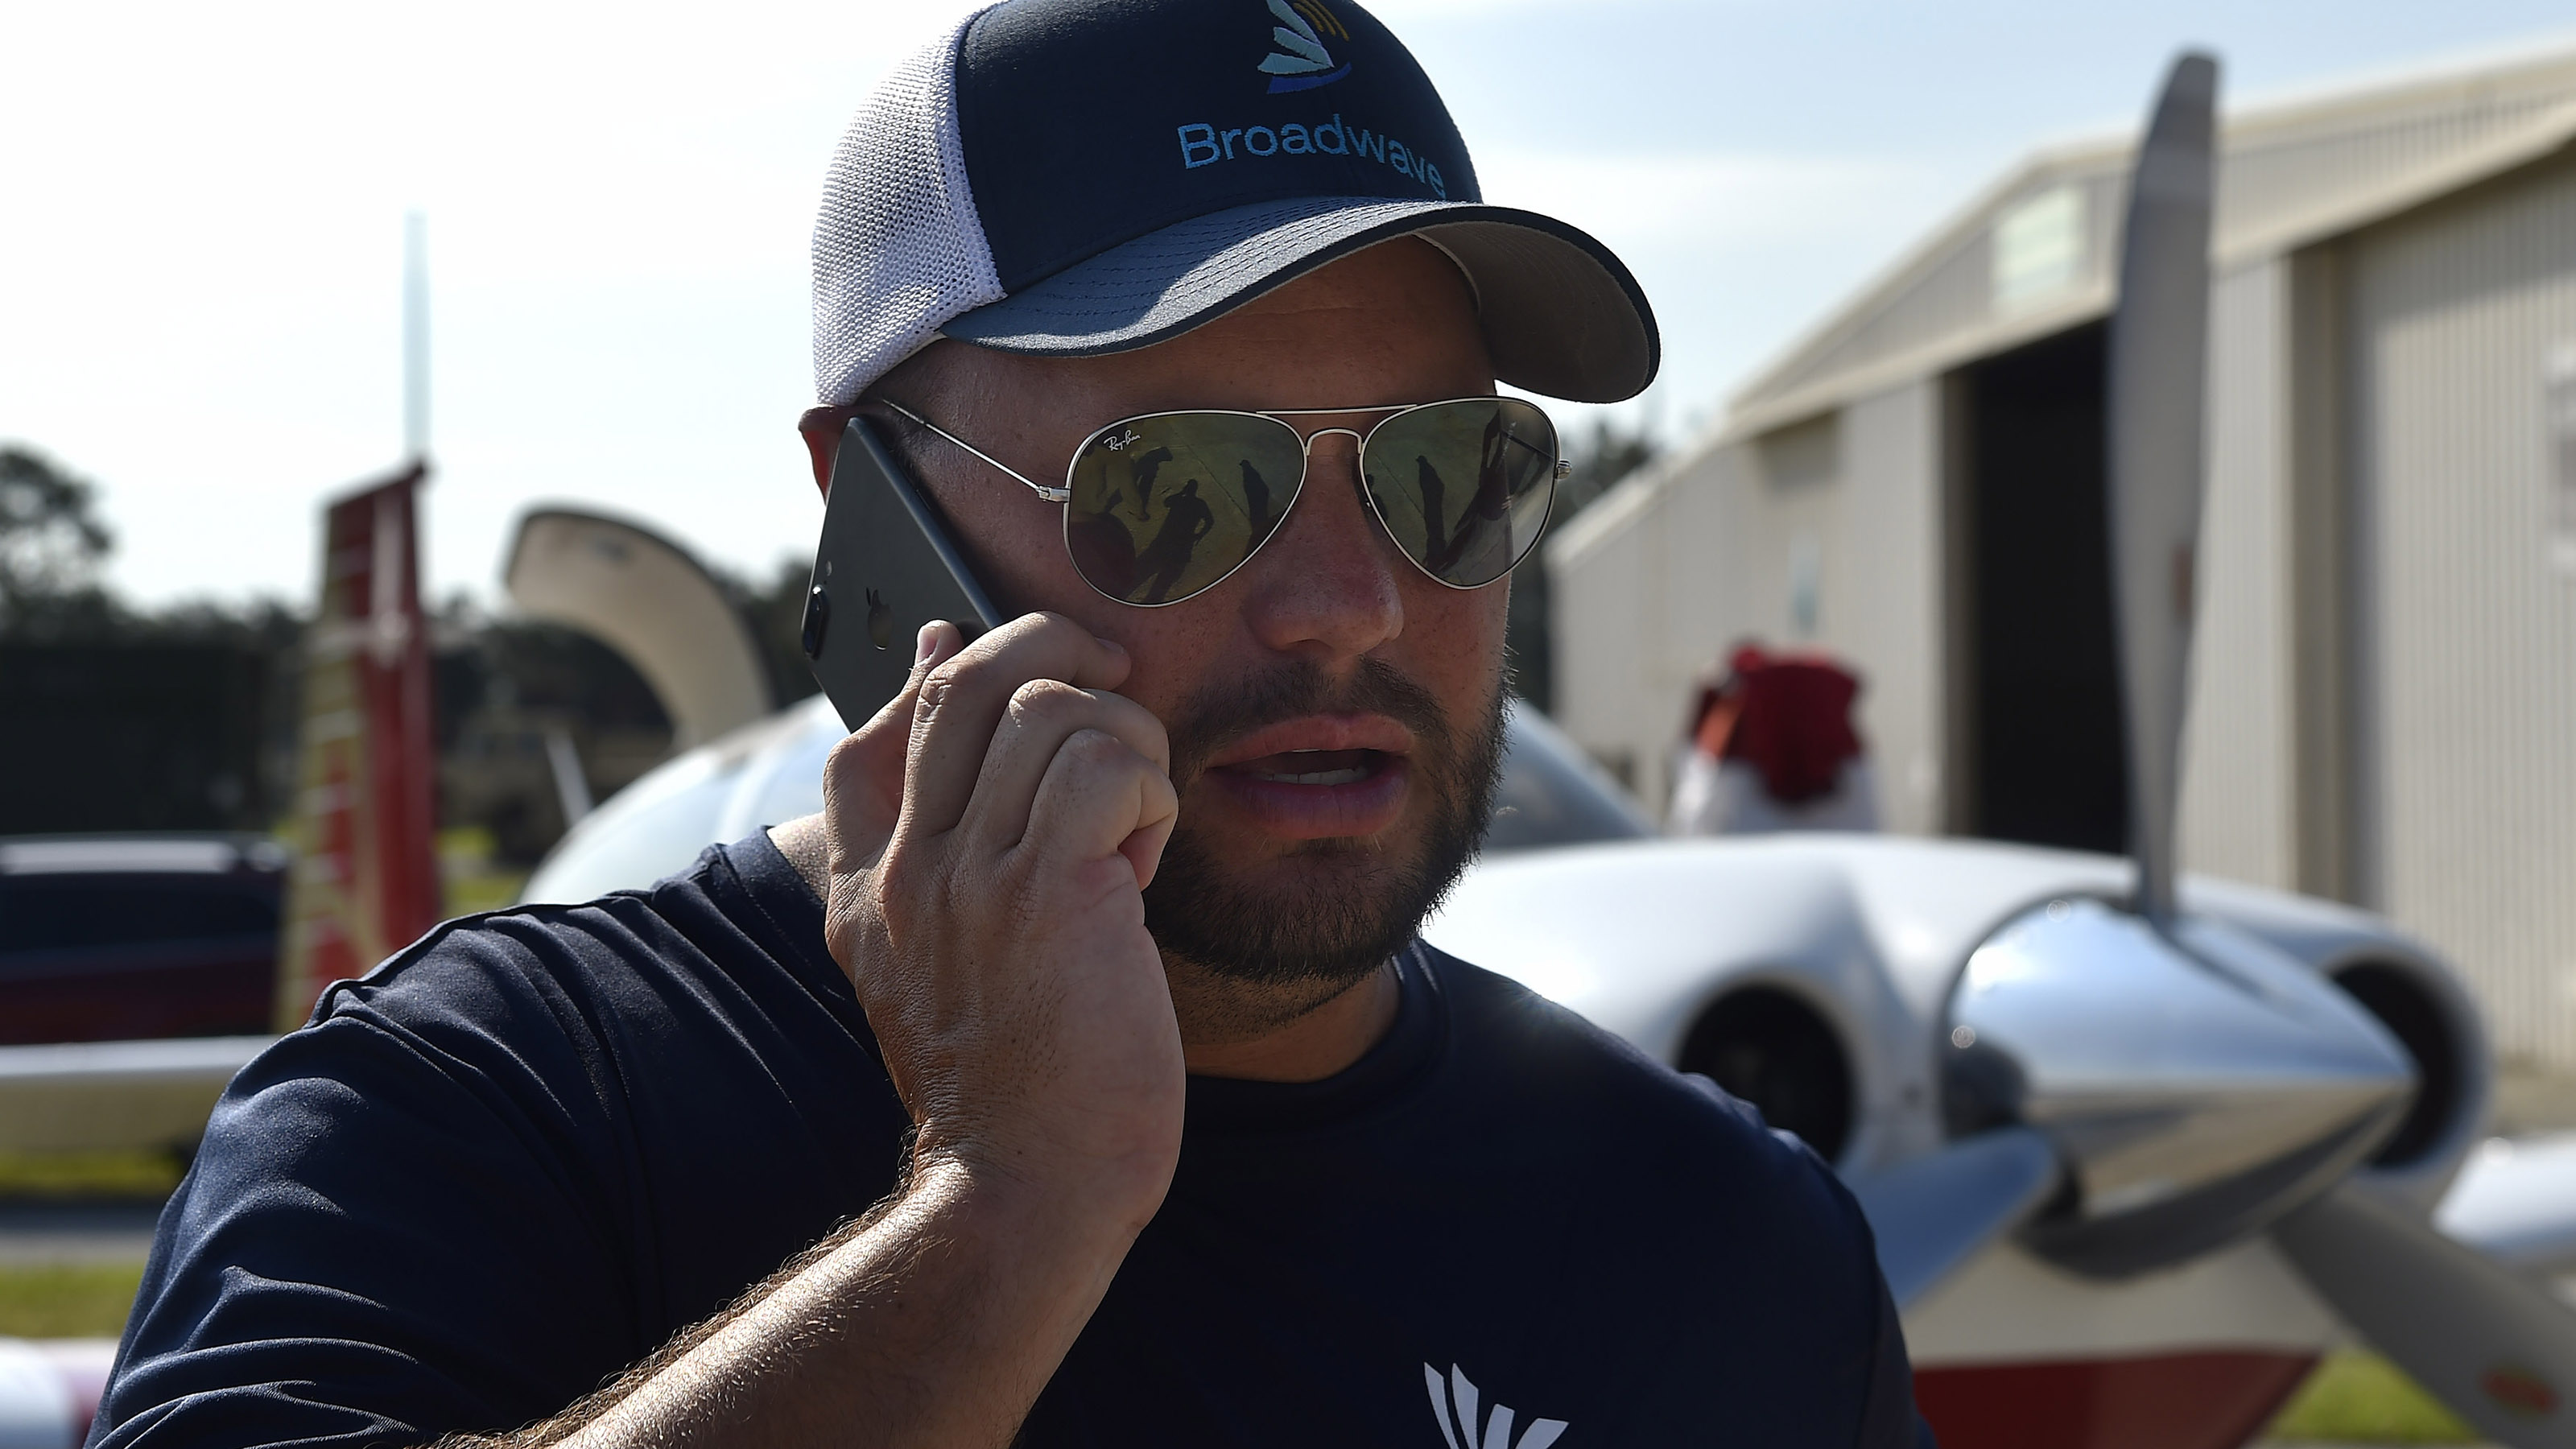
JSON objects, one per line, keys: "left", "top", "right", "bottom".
{"left": 1945, "top": 897, "right": 2415, "bottom": 1278}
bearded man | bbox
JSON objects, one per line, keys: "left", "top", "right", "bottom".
{"left": 94, "top": 1, "right": 1927, "bottom": 1444}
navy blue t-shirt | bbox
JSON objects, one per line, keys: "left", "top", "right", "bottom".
{"left": 95, "top": 836, "right": 1927, "bottom": 1447}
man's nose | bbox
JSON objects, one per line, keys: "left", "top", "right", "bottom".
{"left": 1237, "top": 431, "right": 1404, "bottom": 663}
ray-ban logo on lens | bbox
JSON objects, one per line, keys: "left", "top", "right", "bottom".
{"left": 1261, "top": 0, "right": 1350, "bottom": 93}
{"left": 1425, "top": 1364, "right": 1567, "bottom": 1449}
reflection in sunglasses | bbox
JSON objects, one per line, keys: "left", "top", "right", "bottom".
{"left": 1044, "top": 397, "right": 1558, "bottom": 606}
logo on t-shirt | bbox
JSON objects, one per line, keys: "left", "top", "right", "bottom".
{"left": 1424, "top": 1363, "right": 1568, "bottom": 1449}
{"left": 1261, "top": 0, "right": 1351, "bottom": 93}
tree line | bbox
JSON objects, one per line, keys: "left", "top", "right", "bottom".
{"left": 1, "top": 418, "right": 1657, "bottom": 859}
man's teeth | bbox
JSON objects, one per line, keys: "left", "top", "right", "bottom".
{"left": 1253, "top": 766, "right": 1368, "bottom": 786}
{"left": 1249, "top": 749, "right": 1372, "bottom": 786}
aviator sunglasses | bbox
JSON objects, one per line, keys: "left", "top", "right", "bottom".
{"left": 877, "top": 397, "right": 1567, "bottom": 608}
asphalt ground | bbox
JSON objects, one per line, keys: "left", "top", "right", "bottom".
{"left": 2491, "top": 1067, "right": 2576, "bottom": 1137}
{"left": 0, "top": 1198, "right": 164, "bottom": 1265}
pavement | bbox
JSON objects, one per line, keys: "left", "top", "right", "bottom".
{"left": 0, "top": 1198, "right": 164, "bottom": 1265}
{"left": 2491, "top": 1067, "right": 2576, "bottom": 1137}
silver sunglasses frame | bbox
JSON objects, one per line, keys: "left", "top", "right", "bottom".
{"left": 877, "top": 398, "right": 1570, "bottom": 608}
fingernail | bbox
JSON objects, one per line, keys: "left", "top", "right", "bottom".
{"left": 914, "top": 624, "right": 939, "bottom": 663}
{"left": 1095, "top": 634, "right": 1126, "bottom": 654}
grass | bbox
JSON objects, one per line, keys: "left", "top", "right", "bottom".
{"left": 439, "top": 826, "right": 530, "bottom": 917}
{"left": 0, "top": 830, "right": 526, "bottom": 1351}
{"left": 0, "top": 1154, "right": 171, "bottom": 1341}
{"left": 0, "top": 1262, "right": 147, "bottom": 1339}
{"left": 0, "top": 1265, "right": 2495, "bottom": 1445}
{"left": 2267, "top": 1348, "right": 2481, "bottom": 1443}
{"left": 0, "top": 1117, "right": 2489, "bottom": 1443}
{"left": 0, "top": 1151, "right": 184, "bottom": 1200}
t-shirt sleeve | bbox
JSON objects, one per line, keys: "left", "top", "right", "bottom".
{"left": 1678, "top": 1071, "right": 1936, "bottom": 1444}
{"left": 1798, "top": 1124, "right": 1935, "bottom": 1449}
{"left": 1642, "top": 1068, "right": 1936, "bottom": 1447}
{"left": 1856, "top": 1274, "right": 1938, "bottom": 1449}
{"left": 92, "top": 931, "right": 646, "bottom": 1447}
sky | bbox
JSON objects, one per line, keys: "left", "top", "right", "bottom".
{"left": 5, "top": 0, "right": 2574, "bottom": 611}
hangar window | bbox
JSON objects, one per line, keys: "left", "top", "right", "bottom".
{"left": 1992, "top": 184, "right": 2087, "bottom": 312}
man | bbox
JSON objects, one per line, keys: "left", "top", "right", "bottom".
{"left": 95, "top": 1, "right": 1928, "bottom": 1444}
{"left": 1132, "top": 478, "right": 1216, "bottom": 603}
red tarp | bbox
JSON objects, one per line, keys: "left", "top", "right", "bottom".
{"left": 1690, "top": 645, "right": 1864, "bottom": 806}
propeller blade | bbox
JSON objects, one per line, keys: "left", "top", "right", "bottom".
{"left": 2106, "top": 52, "right": 2219, "bottom": 926}
{"left": 2274, "top": 1183, "right": 2576, "bottom": 1446}
{"left": 1846, "top": 1126, "right": 2061, "bottom": 1308}
{"left": 2439, "top": 1133, "right": 2576, "bottom": 1278}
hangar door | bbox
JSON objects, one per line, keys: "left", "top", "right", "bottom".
{"left": 2339, "top": 147, "right": 2576, "bottom": 1065}
{"left": 1944, "top": 321, "right": 2130, "bottom": 854}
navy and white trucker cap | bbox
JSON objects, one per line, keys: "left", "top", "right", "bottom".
{"left": 813, "top": 0, "right": 1660, "bottom": 409}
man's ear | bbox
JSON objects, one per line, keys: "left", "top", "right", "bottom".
{"left": 797, "top": 406, "right": 854, "bottom": 499}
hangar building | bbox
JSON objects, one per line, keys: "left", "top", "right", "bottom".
{"left": 1549, "top": 43, "right": 2576, "bottom": 1065}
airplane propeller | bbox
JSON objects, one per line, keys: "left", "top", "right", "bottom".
{"left": 1872, "top": 53, "right": 2264, "bottom": 1314}
{"left": 1849, "top": 1126, "right": 2058, "bottom": 1307}
{"left": 1848, "top": 53, "right": 2576, "bottom": 1446}
{"left": 2276, "top": 1185, "right": 2576, "bottom": 1445}
{"left": 1872, "top": 59, "right": 2244, "bottom": 1318}
{"left": 2091, "top": 47, "right": 2576, "bottom": 1443}
{"left": 2099, "top": 49, "right": 2576, "bottom": 1447}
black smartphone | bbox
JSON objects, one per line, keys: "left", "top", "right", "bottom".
{"left": 800, "top": 417, "right": 1008, "bottom": 730}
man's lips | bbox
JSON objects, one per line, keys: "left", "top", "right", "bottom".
{"left": 1199, "top": 714, "right": 1415, "bottom": 840}
{"left": 1206, "top": 713, "right": 1414, "bottom": 770}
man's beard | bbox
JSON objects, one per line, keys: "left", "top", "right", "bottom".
{"left": 1142, "top": 658, "right": 1507, "bottom": 992}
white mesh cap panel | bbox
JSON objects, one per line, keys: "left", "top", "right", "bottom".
{"left": 811, "top": 10, "right": 1005, "bottom": 407}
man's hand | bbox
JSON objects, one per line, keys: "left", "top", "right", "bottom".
{"left": 477, "top": 614, "right": 1183, "bottom": 1449}
{"left": 821, "top": 612, "right": 1185, "bottom": 1218}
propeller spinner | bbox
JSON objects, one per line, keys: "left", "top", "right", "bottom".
{"left": 1946, "top": 898, "right": 2409, "bottom": 1278}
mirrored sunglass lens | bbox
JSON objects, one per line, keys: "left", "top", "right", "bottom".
{"left": 1360, "top": 398, "right": 1558, "bottom": 588}
{"left": 1065, "top": 415, "right": 1305, "bottom": 605}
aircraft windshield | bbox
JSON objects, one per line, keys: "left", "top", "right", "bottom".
{"left": 1484, "top": 701, "right": 1653, "bottom": 854}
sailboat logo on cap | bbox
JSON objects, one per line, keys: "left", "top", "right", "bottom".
{"left": 1261, "top": 0, "right": 1352, "bottom": 93}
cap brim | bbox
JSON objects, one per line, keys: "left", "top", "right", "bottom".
{"left": 939, "top": 196, "right": 1659, "bottom": 405}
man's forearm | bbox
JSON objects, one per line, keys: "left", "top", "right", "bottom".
{"left": 435, "top": 619, "right": 1187, "bottom": 1449}
{"left": 444, "top": 1158, "right": 1141, "bottom": 1449}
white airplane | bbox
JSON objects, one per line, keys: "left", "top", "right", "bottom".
{"left": 6, "top": 51, "right": 2575, "bottom": 1449}
{"left": 507, "top": 674, "right": 2576, "bottom": 1449}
